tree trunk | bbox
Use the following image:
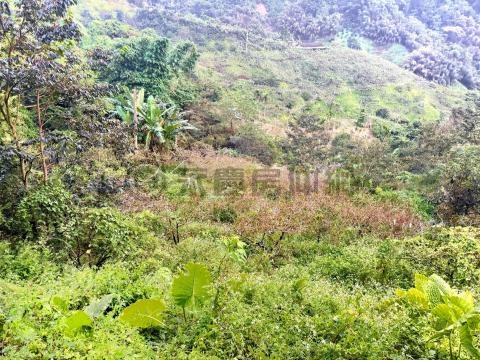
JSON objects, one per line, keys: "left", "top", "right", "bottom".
{"left": 1, "top": 95, "right": 28, "bottom": 188}
{"left": 36, "top": 91, "right": 48, "bottom": 184}
{"left": 132, "top": 89, "right": 139, "bottom": 151}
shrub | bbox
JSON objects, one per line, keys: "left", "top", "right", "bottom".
{"left": 281, "top": 114, "right": 330, "bottom": 170}
{"left": 0, "top": 243, "right": 58, "bottom": 281}
{"left": 212, "top": 206, "right": 237, "bottom": 224}
{"left": 0, "top": 262, "right": 159, "bottom": 359}
{"left": 397, "top": 274, "right": 480, "bottom": 359}
{"left": 228, "top": 126, "right": 278, "bottom": 165}
{"left": 376, "top": 108, "right": 390, "bottom": 119}
{"left": 437, "top": 145, "right": 480, "bottom": 221}
{"left": 399, "top": 226, "right": 480, "bottom": 288}
{"left": 450, "top": 96, "right": 480, "bottom": 145}
{"left": 15, "top": 182, "right": 75, "bottom": 241}
{"left": 16, "top": 193, "right": 156, "bottom": 267}
{"left": 132, "top": 211, "right": 165, "bottom": 237}
{"left": 310, "top": 239, "right": 413, "bottom": 286}
{"left": 312, "top": 244, "right": 378, "bottom": 284}
{"left": 375, "top": 188, "right": 434, "bottom": 220}
{"left": 69, "top": 208, "right": 156, "bottom": 267}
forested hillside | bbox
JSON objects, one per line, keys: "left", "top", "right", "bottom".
{"left": 1, "top": 0, "right": 480, "bottom": 359}
{"left": 84, "top": 0, "right": 480, "bottom": 88}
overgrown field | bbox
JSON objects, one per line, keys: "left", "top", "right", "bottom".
{"left": 1, "top": 0, "right": 480, "bottom": 359}
{"left": 1, "top": 149, "right": 480, "bottom": 358}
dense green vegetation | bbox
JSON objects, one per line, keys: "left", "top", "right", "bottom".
{"left": 1, "top": 0, "right": 480, "bottom": 359}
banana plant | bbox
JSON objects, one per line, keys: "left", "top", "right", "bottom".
{"left": 139, "top": 96, "right": 196, "bottom": 151}
{"left": 114, "top": 87, "right": 145, "bottom": 150}
{"left": 397, "top": 274, "right": 480, "bottom": 359}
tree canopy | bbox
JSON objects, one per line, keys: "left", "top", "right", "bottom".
{"left": 97, "top": 30, "right": 199, "bottom": 101}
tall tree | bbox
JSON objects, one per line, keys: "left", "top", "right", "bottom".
{"left": 0, "top": 0, "right": 88, "bottom": 186}
{"left": 98, "top": 31, "right": 199, "bottom": 102}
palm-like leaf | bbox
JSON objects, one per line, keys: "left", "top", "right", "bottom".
{"left": 114, "top": 87, "right": 145, "bottom": 126}
{"left": 130, "top": 88, "right": 145, "bottom": 109}
{"left": 115, "top": 105, "right": 132, "bottom": 124}
{"left": 139, "top": 97, "right": 196, "bottom": 150}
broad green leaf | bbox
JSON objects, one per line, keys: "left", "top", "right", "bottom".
{"left": 171, "top": 263, "right": 212, "bottom": 309}
{"left": 460, "top": 324, "right": 480, "bottom": 360}
{"left": 64, "top": 311, "right": 93, "bottom": 334}
{"left": 445, "top": 295, "right": 470, "bottom": 321}
{"left": 433, "top": 317, "right": 449, "bottom": 332}
{"left": 423, "top": 281, "right": 443, "bottom": 307}
{"left": 85, "top": 294, "right": 114, "bottom": 319}
{"left": 432, "top": 304, "right": 453, "bottom": 324}
{"left": 51, "top": 296, "right": 68, "bottom": 313}
{"left": 415, "top": 273, "right": 430, "bottom": 292}
{"left": 467, "top": 314, "right": 480, "bottom": 330}
{"left": 119, "top": 299, "right": 165, "bottom": 328}
{"left": 430, "top": 275, "right": 453, "bottom": 296}
{"left": 448, "top": 292, "right": 474, "bottom": 314}
{"left": 406, "top": 288, "right": 428, "bottom": 308}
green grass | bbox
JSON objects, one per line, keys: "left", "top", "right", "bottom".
{"left": 372, "top": 84, "right": 442, "bottom": 123}
{"left": 193, "top": 37, "right": 466, "bottom": 139}
{"left": 382, "top": 44, "right": 409, "bottom": 66}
